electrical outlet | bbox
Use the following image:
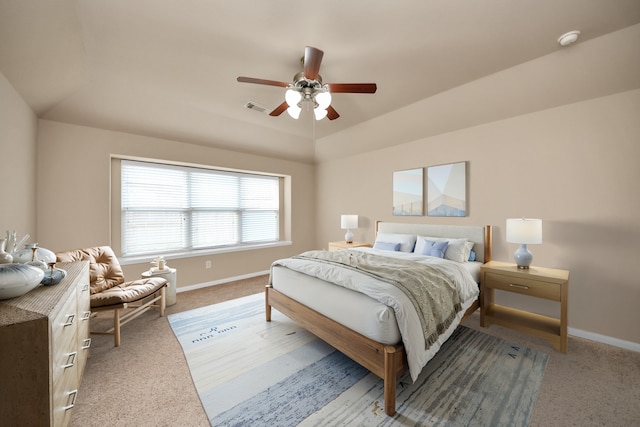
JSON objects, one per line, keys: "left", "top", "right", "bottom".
{"left": 205, "top": 260, "right": 212, "bottom": 269}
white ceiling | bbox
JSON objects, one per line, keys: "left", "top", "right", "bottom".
{"left": 2, "top": 0, "right": 640, "bottom": 162}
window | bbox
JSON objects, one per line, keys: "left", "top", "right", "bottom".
{"left": 121, "top": 160, "right": 280, "bottom": 257}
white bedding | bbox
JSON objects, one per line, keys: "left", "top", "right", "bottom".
{"left": 271, "top": 248, "right": 480, "bottom": 381}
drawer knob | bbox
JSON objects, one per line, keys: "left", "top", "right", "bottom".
{"left": 63, "top": 352, "right": 77, "bottom": 369}
{"left": 63, "top": 314, "right": 75, "bottom": 327}
{"left": 509, "top": 283, "right": 529, "bottom": 290}
{"left": 63, "top": 390, "right": 78, "bottom": 411}
{"left": 82, "top": 311, "right": 91, "bottom": 321}
{"left": 81, "top": 338, "right": 92, "bottom": 350}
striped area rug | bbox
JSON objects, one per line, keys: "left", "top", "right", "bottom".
{"left": 168, "top": 293, "right": 548, "bottom": 426}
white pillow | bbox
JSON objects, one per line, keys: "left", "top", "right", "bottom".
{"left": 414, "top": 236, "right": 474, "bottom": 262}
{"left": 374, "top": 233, "right": 417, "bottom": 253}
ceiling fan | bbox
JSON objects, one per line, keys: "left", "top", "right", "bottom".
{"left": 237, "top": 46, "right": 377, "bottom": 121}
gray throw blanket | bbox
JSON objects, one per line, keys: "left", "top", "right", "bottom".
{"left": 294, "top": 250, "right": 462, "bottom": 348}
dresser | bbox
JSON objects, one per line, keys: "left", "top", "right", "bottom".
{"left": 0, "top": 261, "right": 91, "bottom": 426}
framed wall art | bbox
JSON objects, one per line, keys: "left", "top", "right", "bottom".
{"left": 393, "top": 168, "right": 424, "bottom": 216}
{"left": 427, "top": 161, "right": 467, "bottom": 217}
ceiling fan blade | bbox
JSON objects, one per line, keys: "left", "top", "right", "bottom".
{"left": 326, "top": 105, "right": 340, "bottom": 120}
{"left": 303, "top": 46, "right": 324, "bottom": 81}
{"left": 269, "top": 101, "right": 288, "bottom": 117}
{"left": 326, "top": 83, "right": 377, "bottom": 93}
{"left": 237, "top": 76, "right": 289, "bottom": 88}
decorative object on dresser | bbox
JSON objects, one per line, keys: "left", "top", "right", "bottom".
{"left": 506, "top": 218, "right": 542, "bottom": 269}
{"left": 480, "top": 260, "right": 569, "bottom": 352}
{"left": 0, "top": 238, "right": 13, "bottom": 263}
{"left": 41, "top": 262, "right": 68, "bottom": 286}
{"left": 0, "top": 263, "right": 45, "bottom": 299}
{"left": 0, "top": 261, "right": 91, "bottom": 426}
{"left": 12, "top": 242, "right": 56, "bottom": 264}
{"left": 56, "top": 246, "right": 168, "bottom": 347}
{"left": 340, "top": 214, "right": 359, "bottom": 243}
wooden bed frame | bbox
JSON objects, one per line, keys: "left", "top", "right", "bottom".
{"left": 265, "top": 222, "right": 493, "bottom": 416}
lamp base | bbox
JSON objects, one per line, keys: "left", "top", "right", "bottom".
{"left": 344, "top": 229, "right": 354, "bottom": 244}
{"left": 514, "top": 244, "right": 533, "bottom": 269}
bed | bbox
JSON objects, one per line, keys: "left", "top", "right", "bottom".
{"left": 266, "top": 221, "right": 493, "bottom": 416}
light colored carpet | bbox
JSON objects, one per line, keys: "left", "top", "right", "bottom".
{"left": 168, "top": 293, "right": 548, "bottom": 426}
{"left": 69, "top": 276, "right": 640, "bottom": 427}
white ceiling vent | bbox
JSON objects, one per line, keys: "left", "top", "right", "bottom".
{"left": 245, "top": 101, "right": 271, "bottom": 114}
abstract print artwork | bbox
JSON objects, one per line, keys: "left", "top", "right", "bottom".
{"left": 393, "top": 168, "right": 424, "bottom": 216}
{"left": 427, "top": 162, "right": 467, "bottom": 216}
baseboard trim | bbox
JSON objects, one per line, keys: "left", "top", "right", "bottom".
{"left": 569, "top": 327, "right": 640, "bottom": 353}
{"left": 176, "top": 270, "right": 270, "bottom": 294}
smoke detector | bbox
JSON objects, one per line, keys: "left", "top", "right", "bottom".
{"left": 558, "top": 30, "right": 580, "bottom": 47}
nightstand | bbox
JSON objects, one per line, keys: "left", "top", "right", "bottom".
{"left": 480, "top": 260, "right": 569, "bottom": 353}
{"left": 328, "top": 241, "right": 371, "bottom": 251}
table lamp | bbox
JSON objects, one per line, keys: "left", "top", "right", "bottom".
{"left": 340, "top": 215, "right": 358, "bottom": 244}
{"left": 506, "top": 218, "right": 542, "bottom": 269}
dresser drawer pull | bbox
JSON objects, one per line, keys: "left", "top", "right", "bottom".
{"left": 63, "top": 314, "right": 75, "bottom": 327}
{"left": 63, "top": 352, "right": 77, "bottom": 369}
{"left": 63, "top": 390, "right": 78, "bottom": 411}
{"left": 82, "top": 284, "right": 89, "bottom": 292}
{"left": 509, "top": 283, "right": 530, "bottom": 290}
{"left": 82, "top": 311, "right": 91, "bottom": 321}
{"left": 81, "top": 338, "right": 92, "bottom": 350}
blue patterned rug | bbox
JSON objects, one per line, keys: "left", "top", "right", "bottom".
{"left": 168, "top": 293, "right": 548, "bottom": 426}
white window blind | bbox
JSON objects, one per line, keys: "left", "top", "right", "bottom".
{"left": 121, "top": 160, "right": 279, "bottom": 257}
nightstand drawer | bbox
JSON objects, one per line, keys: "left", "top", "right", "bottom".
{"left": 484, "top": 272, "right": 560, "bottom": 300}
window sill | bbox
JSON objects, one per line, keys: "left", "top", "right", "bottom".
{"left": 119, "top": 240, "right": 293, "bottom": 266}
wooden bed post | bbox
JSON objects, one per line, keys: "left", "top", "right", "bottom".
{"left": 265, "top": 285, "right": 272, "bottom": 322}
{"left": 484, "top": 225, "right": 493, "bottom": 263}
{"left": 383, "top": 345, "right": 398, "bottom": 416}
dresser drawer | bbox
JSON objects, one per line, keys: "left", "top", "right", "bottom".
{"left": 52, "top": 293, "right": 78, "bottom": 360}
{"left": 484, "top": 272, "right": 561, "bottom": 300}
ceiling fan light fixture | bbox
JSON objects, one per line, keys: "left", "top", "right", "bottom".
{"left": 287, "top": 105, "right": 301, "bottom": 119}
{"left": 315, "top": 90, "right": 331, "bottom": 110}
{"left": 237, "top": 46, "right": 377, "bottom": 121}
{"left": 285, "top": 88, "right": 302, "bottom": 107}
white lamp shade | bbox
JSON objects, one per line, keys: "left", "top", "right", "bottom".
{"left": 286, "top": 105, "right": 301, "bottom": 119}
{"left": 341, "top": 214, "right": 358, "bottom": 229}
{"left": 285, "top": 88, "right": 302, "bottom": 107}
{"left": 315, "top": 90, "right": 332, "bottom": 110}
{"left": 506, "top": 218, "right": 542, "bottom": 244}
{"left": 314, "top": 108, "right": 328, "bottom": 120}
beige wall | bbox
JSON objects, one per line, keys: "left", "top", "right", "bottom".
{"left": 316, "top": 88, "right": 640, "bottom": 345}
{"left": 35, "top": 120, "right": 317, "bottom": 287}
{"left": 0, "top": 72, "right": 37, "bottom": 239}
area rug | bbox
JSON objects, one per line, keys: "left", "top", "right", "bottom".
{"left": 168, "top": 293, "right": 548, "bottom": 426}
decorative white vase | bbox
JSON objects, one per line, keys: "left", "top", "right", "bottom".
{"left": 0, "top": 239, "right": 13, "bottom": 264}
{"left": 12, "top": 244, "right": 56, "bottom": 264}
{"left": 41, "top": 263, "right": 67, "bottom": 286}
{"left": 0, "top": 263, "right": 45, "bottom": 300}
